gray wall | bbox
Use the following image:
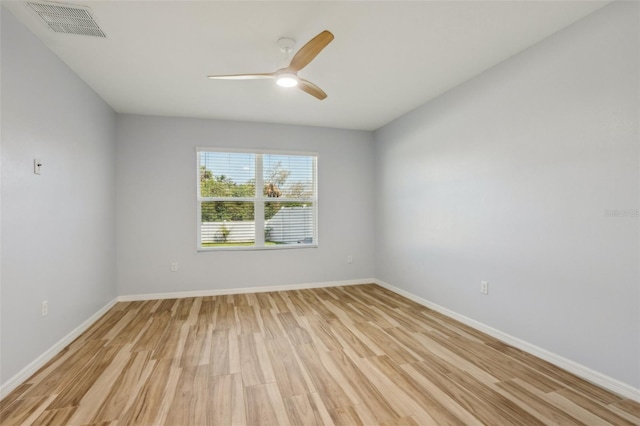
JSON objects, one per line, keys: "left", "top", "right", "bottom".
{"left": 374, "top": 1, "right": 639, "bottom": 388}
{"left": 116, "top": 115, "right": 375, "bottom": 296}
{"left": 1, "top": 9, "right": 117, "bottom": 383}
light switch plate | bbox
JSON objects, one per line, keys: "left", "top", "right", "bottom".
{"left": 34, "top": 158, "right": 42, "bottom": 175}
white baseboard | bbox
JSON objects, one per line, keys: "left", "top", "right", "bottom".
{"left": 374, "top": 279, "right": 640, "bottom": 403}
{"left": 118, "top": 278, "right": 375, "bottom": 302}
{"left": 0, "top": 297, "right": 118, "bottom": 400}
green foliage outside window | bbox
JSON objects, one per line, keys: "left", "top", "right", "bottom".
{"left": 200, "top": 162, "right": 311, "bottom": 222}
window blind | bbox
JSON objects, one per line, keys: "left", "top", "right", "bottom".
{"left": 197, "top": 149, "right": 317, "bottom": 250}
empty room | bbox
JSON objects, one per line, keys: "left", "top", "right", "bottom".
{"left": 1, "top": 0, "right": 638, "bottom": 425}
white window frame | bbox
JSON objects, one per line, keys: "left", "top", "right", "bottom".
{"left": 196, "top": 147, "right": 318, "bottom": 251}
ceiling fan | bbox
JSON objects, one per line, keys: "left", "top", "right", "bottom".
{"left": 207, "top": 30, "right": 334, "bottom": 100}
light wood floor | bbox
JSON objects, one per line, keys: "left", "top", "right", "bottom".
{"left": 1, "top": 284, "right": 638, "bottom": 425}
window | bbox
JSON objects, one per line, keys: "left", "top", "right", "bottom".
{"left": 197, "top": 148, "right": 317, "bottom": 250}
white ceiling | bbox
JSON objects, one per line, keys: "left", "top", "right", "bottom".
{"left": 3, "top": 1, "right": 609, "bottom": 131}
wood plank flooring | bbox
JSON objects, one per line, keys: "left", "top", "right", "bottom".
{"left": 1, "top": 284, "right": 638, "bottom": 425}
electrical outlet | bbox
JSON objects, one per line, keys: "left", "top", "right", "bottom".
{"left": 481, "top": 281, "right": 489, "bottom": 295}
{"left": 347, "top": 255, "right": 353, "bottom": 263}
{"left": 41, "top": 300, "right": 48, "bottom": 316}
{"left": 171, "top": 262, "right": 178, "bottom": 272}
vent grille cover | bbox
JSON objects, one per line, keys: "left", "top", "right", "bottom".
{"left": 27, "top": 2, "right": 106, "bottom": 37}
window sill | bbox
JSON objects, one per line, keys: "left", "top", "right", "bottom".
{"left": 197, "top": 244, "right": 318, "bottom": 252}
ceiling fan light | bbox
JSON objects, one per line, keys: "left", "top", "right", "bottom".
{"left": 276, "top": 73, "right": 298, "bottom": 87}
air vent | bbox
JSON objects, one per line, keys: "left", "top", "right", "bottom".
{"left": 27, "top": 2, "right": 106, "bottom": 37}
